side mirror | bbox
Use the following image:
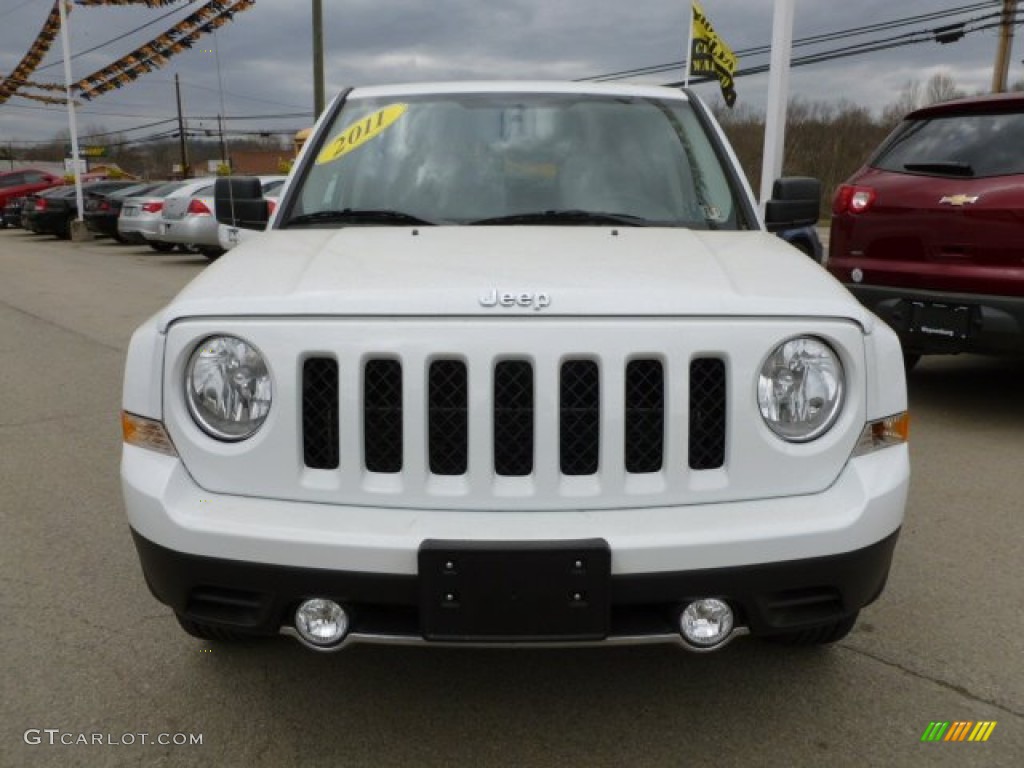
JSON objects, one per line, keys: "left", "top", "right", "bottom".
{"left": 764, "top": 176, "right": 821, "bottom": 232}
{"left": 214, "top": 176, "right": 269, "bottom": 230}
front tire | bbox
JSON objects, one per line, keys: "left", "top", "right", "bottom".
{"left": 766, "top": 612, "right": 858, "bottom": 646}
{"left": 199, "top": 247, "right": 224, "bottom": 261}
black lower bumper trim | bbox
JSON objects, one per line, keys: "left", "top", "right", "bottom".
{"left": 844, "top": 284, "right": 1024, "bottom": 356}
{"left": 131, "top": 528, "right": 900, "bottom": 642}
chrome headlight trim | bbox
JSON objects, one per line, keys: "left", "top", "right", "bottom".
{"left": 185, "top": 334, "right": 273, "bottom": 441}
{"left": 757, "top": 335, "right": 845, "bottom": 443}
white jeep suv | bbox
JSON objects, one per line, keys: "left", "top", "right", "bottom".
{"left": 121, "top": 82, "right": 909, "bottom": 652}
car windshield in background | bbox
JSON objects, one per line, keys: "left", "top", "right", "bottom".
{"left": 286, "top": 92, "right": 743, "bottom": 229}
{"left": 873, "top": 111, "right": 1024, "bottom": 177}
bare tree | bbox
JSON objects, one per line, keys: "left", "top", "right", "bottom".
{"left": 925, "top": 72, "right": 964, "bottom": 105}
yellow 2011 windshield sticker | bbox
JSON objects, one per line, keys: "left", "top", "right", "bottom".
{"left": 316, "top": 103, "right": 407, "bottom": 164}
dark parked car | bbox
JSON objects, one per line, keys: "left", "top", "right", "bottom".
{"left": 84, "top": 181, "right": 166, "bottom": 241}
{"left": 779, "top": 225, "right": 824, "bottom": 264}
{"left": 0, "top": 168, "right": 63, "bottom": 226}
{"left": 23, "top": 180, "right": 138, "bottom": 239}
{"left": 2, "top": 196, "right": 26, "bottom": 228}
{"left": 828, "top": 92, "right": 1024, "bottom": 368}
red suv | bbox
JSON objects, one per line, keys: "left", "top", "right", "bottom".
{"left": 828, "top": 93, "right": 1024, "bottom": 368}
{"left": 0, "top": 168, "right": 63, "bottom": 227}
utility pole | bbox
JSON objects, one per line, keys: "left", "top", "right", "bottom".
{"left": 218, "top": 114, "right": 228, "bottom": 169}
{"left": 313, "top": 0, "right": 325, "bottom": 118}
{"left": 175, "top": 74, "right": 190, "bottom": 178}
{"left": 992, "top": 0, "right": 1018, "bottom": 93}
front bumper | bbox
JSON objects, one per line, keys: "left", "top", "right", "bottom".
{"left": 846, "top": 284, "right": 1024, "bottom": 356}
{"left": 123, "top": 444, "right": 908, "bottom": 645}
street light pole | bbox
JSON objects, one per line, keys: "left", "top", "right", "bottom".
{"left": 313, "top": 0, "right": 325, "bottom": 118}
{"left": 57, "top": 0, "right": 86, "bottom": 236}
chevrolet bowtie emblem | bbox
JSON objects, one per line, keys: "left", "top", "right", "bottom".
{"left": 939, "top": 194, "right": 979, "bottom": 206}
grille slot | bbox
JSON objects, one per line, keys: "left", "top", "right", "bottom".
{"left": 364, "top": 359, "right": 403, "bottom": 473}
{"left": 625, "top": 359, "right": 664, "bottom": 473}
{"left": 560, "top": 360, "right": 600, "bottom": 475}
{"left": 428, "top": 360, "right": 468, "bottom": 476}
{"left": 493, "top": 361, "right": 534, "bottom": 476}
{"left": 689, "top": 358, "right": 727, "bottom": 470}
{"left": 302, "top": 358, "right": 339, "bottom": 469}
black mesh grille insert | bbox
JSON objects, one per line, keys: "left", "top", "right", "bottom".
{"left": 625, "top": 359, "right": 664, "bottom": 473}
{"left": 302, "top": 358, "right": 339, "bottom": 469}
{"left": 493, "top": 361, "right": 533, "bottom": 476}
{"left": 560, "top": 360, "right": 600, "bottom": 476}
{"left": 689, "top": 358, "right": 727, "bottom": 470}
{"left": 428, "top": 360, "right": 468, "bottom": 476}
{"left": 364, "top": 359, "right": 403, "bottom": 473}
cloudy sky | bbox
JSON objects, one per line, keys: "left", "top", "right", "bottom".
{"left": 0, "top": 0, "right": 1017, "bottom": 149}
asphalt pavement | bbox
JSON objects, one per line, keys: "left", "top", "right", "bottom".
{"left": 1, "top": 228, "right": 1021, "bottom": 767}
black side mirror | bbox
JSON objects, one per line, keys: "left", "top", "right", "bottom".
{"left": 764, "top": 176, "right": 821, "bottom": 232}
{"left": 214, "top": 176, "right": 269, "bottom": 230}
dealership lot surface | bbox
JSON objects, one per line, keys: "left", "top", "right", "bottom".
{"left": 1, "top": 229, "right": 1021, "bottom": 767}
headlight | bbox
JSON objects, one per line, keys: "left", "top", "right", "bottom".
{"left": 185, "top": 335, "right": 272, "bottom": 441}
{"left": 757, "top": 336, "right": 844, "bottom": 442}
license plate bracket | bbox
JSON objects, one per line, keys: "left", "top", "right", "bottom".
{"left": 907, "top": 301, "right": 971, "bottom": 343}
{"left": 419, "top": 539, "right": 611, "bottom": 641}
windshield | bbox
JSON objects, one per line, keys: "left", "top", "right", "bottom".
{"left": 285, "top": 91, "right": 744, "bottom": 229}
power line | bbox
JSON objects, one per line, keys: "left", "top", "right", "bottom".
{"left": 666, "top": 15, "right": 1023, "bottom": 88}
{"left": 0, "top": 0, "right": 38, "bottom": 22}
{"left": 35, "top": 1, "right": 198, "bottom": 73}
{"left": 584, "top": 2, "right": 1003, "bottom": 82}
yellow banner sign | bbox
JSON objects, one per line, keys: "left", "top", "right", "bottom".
{"left": 691, "top": 1, "right": 739, "bottom": 107}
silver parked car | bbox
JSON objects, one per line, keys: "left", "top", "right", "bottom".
{"left": 151, "top": 180, "right": 217, "bottom": 258}
{"left": 118, "top": 180, "right": 191, "bottom": 251}
{"left": 157, "top": 175, "right": 285, "bottom": 260}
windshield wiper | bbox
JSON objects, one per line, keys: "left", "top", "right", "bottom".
{"left": 469, "top": 209, "right": 650, "bottom": 226}
{"left": 285, "top": 208, "right": 437, "bottom": 227}
{"left": 903, "top": 161, "right": 974, "bottom": 177}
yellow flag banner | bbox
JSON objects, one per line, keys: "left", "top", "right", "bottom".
{"left": 0, "top": 1, "right": 67, "bottom": 106}
{"left": 690, "top": 1, "right": 738, "bottom": 107}
{"left": 75, "top": 0, "right": 254, "bottom": 100}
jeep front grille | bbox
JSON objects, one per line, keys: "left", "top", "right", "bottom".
{"left": 363, "top": 359, "right": 403, "bottom": 473}
{"left": 302, "top": 358, "right": 339, "bottom": 470}
{"left": 428, "top": 360, "right": 468, "bottom": 476}
{"left": 625, "top": 359, "right": 665, "bottom": 473}
{"left": 493, "top": 360, "right": 534, "bottom": 476}
{"left": 301, "top": 355, "right": 725, "bottom": 477}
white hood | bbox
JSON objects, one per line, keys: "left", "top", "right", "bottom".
{"left": 158, "top": 227, "right": 872, "bottom": 330}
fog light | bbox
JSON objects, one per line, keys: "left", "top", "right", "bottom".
{"left": 679, "top": 599, "right": 734, "bottom": 649}
{"left": 294, "top": 599, "right": 349, "bottom": 647}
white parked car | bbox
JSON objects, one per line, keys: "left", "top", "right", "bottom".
{"left": 122, "top": 82, "right": 909, "bottom": 652}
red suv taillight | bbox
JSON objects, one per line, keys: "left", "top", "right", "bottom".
{"left": 267, "top": 200, "right": 277, "bottom": 215}
{"left": 141, "top": 201, "right": 163, "bottom": 214}
{"left": 833, "top": 184, "right": 877, "bottom": 215}
{"left": 187, "top": 199, "right": 211, "bottom": 216}
{"left": 35, "top": 198, "right": 47, "bottom": 212}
